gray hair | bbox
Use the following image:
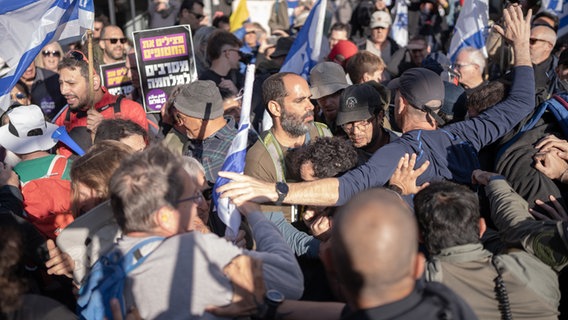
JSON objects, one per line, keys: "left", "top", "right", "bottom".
{"left": 110, "top": 144, "right": 184, "bottom": 233}
{"left": 458, "top": 47, "right": 486, "bottom": 73}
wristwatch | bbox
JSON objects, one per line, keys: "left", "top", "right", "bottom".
{"left": 275, "top": 182, "right": 288, "bottom": 206}
{"left": 259, "top": 289, "right": 285, "bottom": 320}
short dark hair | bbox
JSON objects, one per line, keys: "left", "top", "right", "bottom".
{"left": 213, "top": 15, "right": 230, "bottom": 28}
{"left": 180, "top": 0, "right": 204, "bottom": 14}
{"left": 94, "top": 118, "right": 148, "bottom": 144}
{"left": 110, "top": 144, "right": 185, "bottom": 233}
{"left": 206, "top": 30, "right": 242, "bottom": 62}
{"left": 329, "top": 22, "right": 351, "bottom": 37}
{"left": 262, "top": 72, "right": 295, "bottom": 108}
{"left": 57, "top": 51, "right": 95, "bottom": 79}
{"left": 414, "top": 181, "right": 481, "bottom": 254}
{"left": 466, "top": 80, "right": 509, "bottom": 116}
{"left": 292, "top": 137, "right": 358, "bottom": 179}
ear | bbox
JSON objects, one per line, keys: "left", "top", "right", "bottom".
{"left": 156, "top": 206, "right": 177, "bottom": 235}
{"left": 99, "top": 39, "right": 106, "bottom": 50}
{"left": 479, "top": 217, "right": 487, "bottom": 238}
{"left": 93, "top": 73, "right": 101, "bottom": 90}
{"left": 397, "top": 94, "right": 407, "bottom": 115}
{"left": 267, "top": 100, "right": 281, "bottom": 117}
{"left": 362, "top": 72, "right": 372, "bottom": 83}
{"left": 413, "top": 252, "right": 426, "bottom": 280}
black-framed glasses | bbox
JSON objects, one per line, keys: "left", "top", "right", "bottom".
{"left": 223, "top": 48, "right": 240, "bottom": 55}
{"left": 102, "top": 38, "right": 128, "bottom": 44}
{"left": 341, "top": 117, "right": 374, "bottom": 132}
{"left": 188, "top": 11, "right": 205, "bottom": 20}
{"left": 42, "top": 50, "right": 61, "bottom": 57}
{"left": 176, "top": 192, "right": 204, "bottom": 205}
{"left": 529, "top": 38, "right": 550, "bottom": 46}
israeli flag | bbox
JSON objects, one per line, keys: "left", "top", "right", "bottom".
{"left": 280, "top": 0, "right": 327, "bottom": 79}
{"left": 447, "top": 0, "right": 489, "bottom": 62}
{"left": 543, "top": 0, "right": 563, "bottom": 12}
{"left": 0, "top": 0, "right": 94, "bottom": 112}
{"left": 391, "top": 0, "right": 409, "bottom": 48}
{"left": 213, "top": 64, "right": 255, "bottom": 240}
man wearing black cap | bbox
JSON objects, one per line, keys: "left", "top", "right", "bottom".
{"left": 336, "top": 83, "right": 399, "bottom": 163}
{"left": 217, "top": 5, "right": 535, "bottom": 209}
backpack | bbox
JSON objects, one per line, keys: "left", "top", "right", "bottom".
{"left": 77, "top": 236, "right": 164, "bottom": 320}
{"left": 496, "top": 93, "right": 568, "bottom": 163}
{"left": 21, "top": 155, "right": 73, "bottom": 239}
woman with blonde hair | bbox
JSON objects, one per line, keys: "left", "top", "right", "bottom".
{"left": 34, "top": 41, "right": 64, "bottom": 73}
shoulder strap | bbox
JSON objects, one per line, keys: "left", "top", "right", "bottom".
{"left": 121, "top": 236, "right": 164, "bottom": 274}
{"left": 313, "top": 122, "right": 332, "bottom": 137}
{"left": 114, "top": 95, "right": 124, "bottom": 117}
{"left": 260, "top": 130, "right": 286, "bottom": 182}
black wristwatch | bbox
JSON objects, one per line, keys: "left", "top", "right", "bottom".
{"left": 275, "top": 182, "right": 289, "bottom": 206}
{"left": 259, "top": 289, "right": 285, "bottom": 320}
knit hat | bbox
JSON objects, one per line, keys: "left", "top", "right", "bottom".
{"left": 310, "top": 62, "right": 349, "bottom": 99}
{"left": 173, "top": 80, "right": 224, "bottom": 120}
{"left": 0, "top": 104, "right": 58, "bottom": 154}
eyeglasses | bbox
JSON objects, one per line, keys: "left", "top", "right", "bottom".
{"left": 452, "top": 63, "right": 476, "bottom": 69}
{"left": 102, "top": 38, "right": 128, "bottom": 44}
{"left": 224, "top": 48, "right": 240, "bottom": 55}
{"left": 188, "top": 11, "right": 205, "bottom": 20}
{"left": 245, "top": 30, "right": 257, "bottom": 35}
{"left": 176, "top": 192, "right": 204, "bottom": 205}
{"left": 42, "top": 50, "right": 61, "bottom": 57}
{"left": 67, "top": 50, "right": 89, "bottom": 63}
{"left": 529, "top": 38, "right": 550, "bottom": 45}
{"left": 341, "top": 117, "right": 374, "bottom": 132}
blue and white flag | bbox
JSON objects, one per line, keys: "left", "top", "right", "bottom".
{"left": 0, "top": 0, "right": 94, "bottom": 112}
{"left": 280, "top": 0, "right": 328, "bottom": 79}
{"left": 447, "top": 0, "right": 489, "bottom": 62}
{"left": 391, "top": 0, "right": 409, "bottom": 48}
{"left": 213, "top": 64, "right": 255, "bottom": 239}
{"left": 542, "top": 0, "right": 563, "bottom": 12}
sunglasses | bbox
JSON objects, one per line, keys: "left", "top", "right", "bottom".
{"left": 42, "top": 50, "right": 61, "bottom": 57}
{"left": 102, "top": 38, "right": 128, "bottom": 44}
{"left": 67, "top": 50, "right": 89, "bottom": 63}
{"left": 12, "top": 92, "right": 27, "bottom": 100}
{"left": 188, "top": 11, "right": 205, "bottom": 20}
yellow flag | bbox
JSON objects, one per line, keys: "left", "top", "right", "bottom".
{"left": 229, "top": 0, "right": 249, "bottom": 32}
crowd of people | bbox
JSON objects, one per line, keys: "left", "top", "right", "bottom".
{"left": 2, "top": 0, "right": 568, "bottom": 319}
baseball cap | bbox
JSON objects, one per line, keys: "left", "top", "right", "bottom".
{"left": 336, "top": 83, "right": 383, "bottom": 126}
{"left": 370, "top": 11, "right": 392, "bottom": 29}
{"left": 327, "top": 40, "right": 358, "bottom": 67}
{"left": 0, "top": 104, "right": 58, "bottom": 154}
{"left": 388, "top": 68, "right": 445, "bottom": 125}
{"left": 173, "top": 80, "right": 224, "bottom": 120}
{"left": 310, "top": 62, "right": 349, "bottom": 99}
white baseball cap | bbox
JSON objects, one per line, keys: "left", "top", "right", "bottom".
{"left": 0, "top": 105, "right": 58, "bottom": 154}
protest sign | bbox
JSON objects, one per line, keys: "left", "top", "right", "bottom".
{"left": 99, "top": 62, "right": 133, "bottom": 97}
{"left": 133, "top": 25, "right": 197, "bottom": 113}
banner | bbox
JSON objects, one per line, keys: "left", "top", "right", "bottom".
{"left": 133, "top": 25, "right": 198, "bottom": 113}
{"left": 0, "top": 0, "right": 94, "bottom": 112}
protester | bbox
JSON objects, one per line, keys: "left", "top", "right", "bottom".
{"left": 20, "top": 61, "right": 66, "bottom": 120}
{"left": 98, "top": 25, "right": 128, "bottom": 65}
{"left": 309, "top": 61, "right": 349, "bottom": 133}
{"left": 35, "top": 41, "right": 64, "bottom": 73}
{"left": 53, "top": 50, "right": 149, "bottom": 156}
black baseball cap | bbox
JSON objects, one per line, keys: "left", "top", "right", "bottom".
{"left": 388, "top": 68, "right": 445, "bottom": 125}
{"left": 336, "top": 83, "right": 382, "bottom": 126}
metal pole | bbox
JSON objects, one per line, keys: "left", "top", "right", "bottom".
{"left": 108, "top": 0, "right": 117, "bottom": 25}
{"left": 130, "top": 0, "right": 137, "bottom": 32}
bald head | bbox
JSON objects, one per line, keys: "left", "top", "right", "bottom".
{"left": 331, "top": 188, "right": 421, "bottom": 308}
{"left": 530, "top": 25, "right": 557, "bottom": 64}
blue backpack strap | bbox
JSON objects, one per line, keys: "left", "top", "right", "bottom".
{"left": 547, "top": 94, "right": 568, "bottom": 138}
{"left": 120, "top": 236, "right": 164, "bottom": 273}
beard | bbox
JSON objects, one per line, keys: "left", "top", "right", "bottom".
{"left": 281, "top": 108, "right": 313, "bottom": 138}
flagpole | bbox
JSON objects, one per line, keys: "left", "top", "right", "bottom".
{"left": 87, "top": 30, "right": 94, "bottom": 110}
